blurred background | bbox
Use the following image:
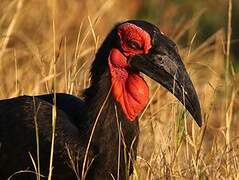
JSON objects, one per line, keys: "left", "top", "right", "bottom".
{"left": 0, "top": 0, "right": 239, "bottom": 179}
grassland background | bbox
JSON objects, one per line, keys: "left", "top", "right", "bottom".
{"left": 0, "top": 0, "right": 239, "bottom": 179}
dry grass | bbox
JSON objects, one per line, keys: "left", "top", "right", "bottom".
{"left": 0, "top": 0, "right": 239, "bottom": 179}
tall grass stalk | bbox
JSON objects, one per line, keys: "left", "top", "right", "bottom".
{"left": 33, "top": 97, "right": 42, "bottom": 180}
{"left": 48, "top": 1, "right": 57, "bottom": 179}
{"left": 225, "top": 0, "right": 232, "bottom": 175}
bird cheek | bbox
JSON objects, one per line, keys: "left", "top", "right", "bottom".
{"left": 108, "top": 48, "right": 128, "bottom": 68}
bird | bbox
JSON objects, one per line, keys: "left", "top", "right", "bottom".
{"left": 0, "top": 20, "right": 202, "bottom": 180}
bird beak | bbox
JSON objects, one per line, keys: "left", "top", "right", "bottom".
{"left": 129, "top": 45, "right": 202, "bottom": 127}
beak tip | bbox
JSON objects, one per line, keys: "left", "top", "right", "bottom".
{"left": 194, "top": 113, "right": 202, "bottom": 127}
{"left": 192, "top": 107, "right": 202, "bottom": 127}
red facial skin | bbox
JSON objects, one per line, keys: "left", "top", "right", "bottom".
{"left": 108, "top": 23, "right": 152, "bottom": 121}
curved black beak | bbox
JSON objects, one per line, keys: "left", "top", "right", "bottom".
{"left": 129, "top": 40, "right": 202, "bottom": 126}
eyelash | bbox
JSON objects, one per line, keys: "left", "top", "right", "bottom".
{"left": 126, "top": 40, "right": 142, "bottom": 50}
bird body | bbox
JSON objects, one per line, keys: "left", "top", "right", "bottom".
{"left": 0, "top": 93, "right": 138, "bottom": 179}
{"left": 0, "top": 20, "right": 202, "bottom": 179}
{"left": 0, "top": 95, "right": 84, "bottom": 179}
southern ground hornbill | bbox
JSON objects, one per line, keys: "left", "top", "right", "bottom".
{"left": 0, "top": 20, "right": 202, "bottom": 179}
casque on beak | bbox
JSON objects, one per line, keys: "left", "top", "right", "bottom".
{"left": 129, "top": 38, "right": 202, "bottom": 126}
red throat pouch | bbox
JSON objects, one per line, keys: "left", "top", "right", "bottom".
{"left": 108, "top": 48, "right": 149, "bottom": 121}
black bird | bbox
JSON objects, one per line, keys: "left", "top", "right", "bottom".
{"left": 0, "top": 20, "right": 202, "bottom": 180}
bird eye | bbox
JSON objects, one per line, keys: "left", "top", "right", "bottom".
{"left": 126, "top": 40, "right": 142, "bottom": 50}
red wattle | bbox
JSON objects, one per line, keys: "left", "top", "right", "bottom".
{"left": 109, "top": 49, "right": 149, "bottom": 121}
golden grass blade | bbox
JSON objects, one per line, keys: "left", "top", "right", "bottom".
{"left": 0, "top": 0, "right": 23, "bottom": 61}
{"left": 48, "top": 1, "right": 57, "bottom": 179}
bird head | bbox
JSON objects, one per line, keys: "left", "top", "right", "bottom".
{"left": 92, "top": 20, "right": 202, "bottom": 126}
